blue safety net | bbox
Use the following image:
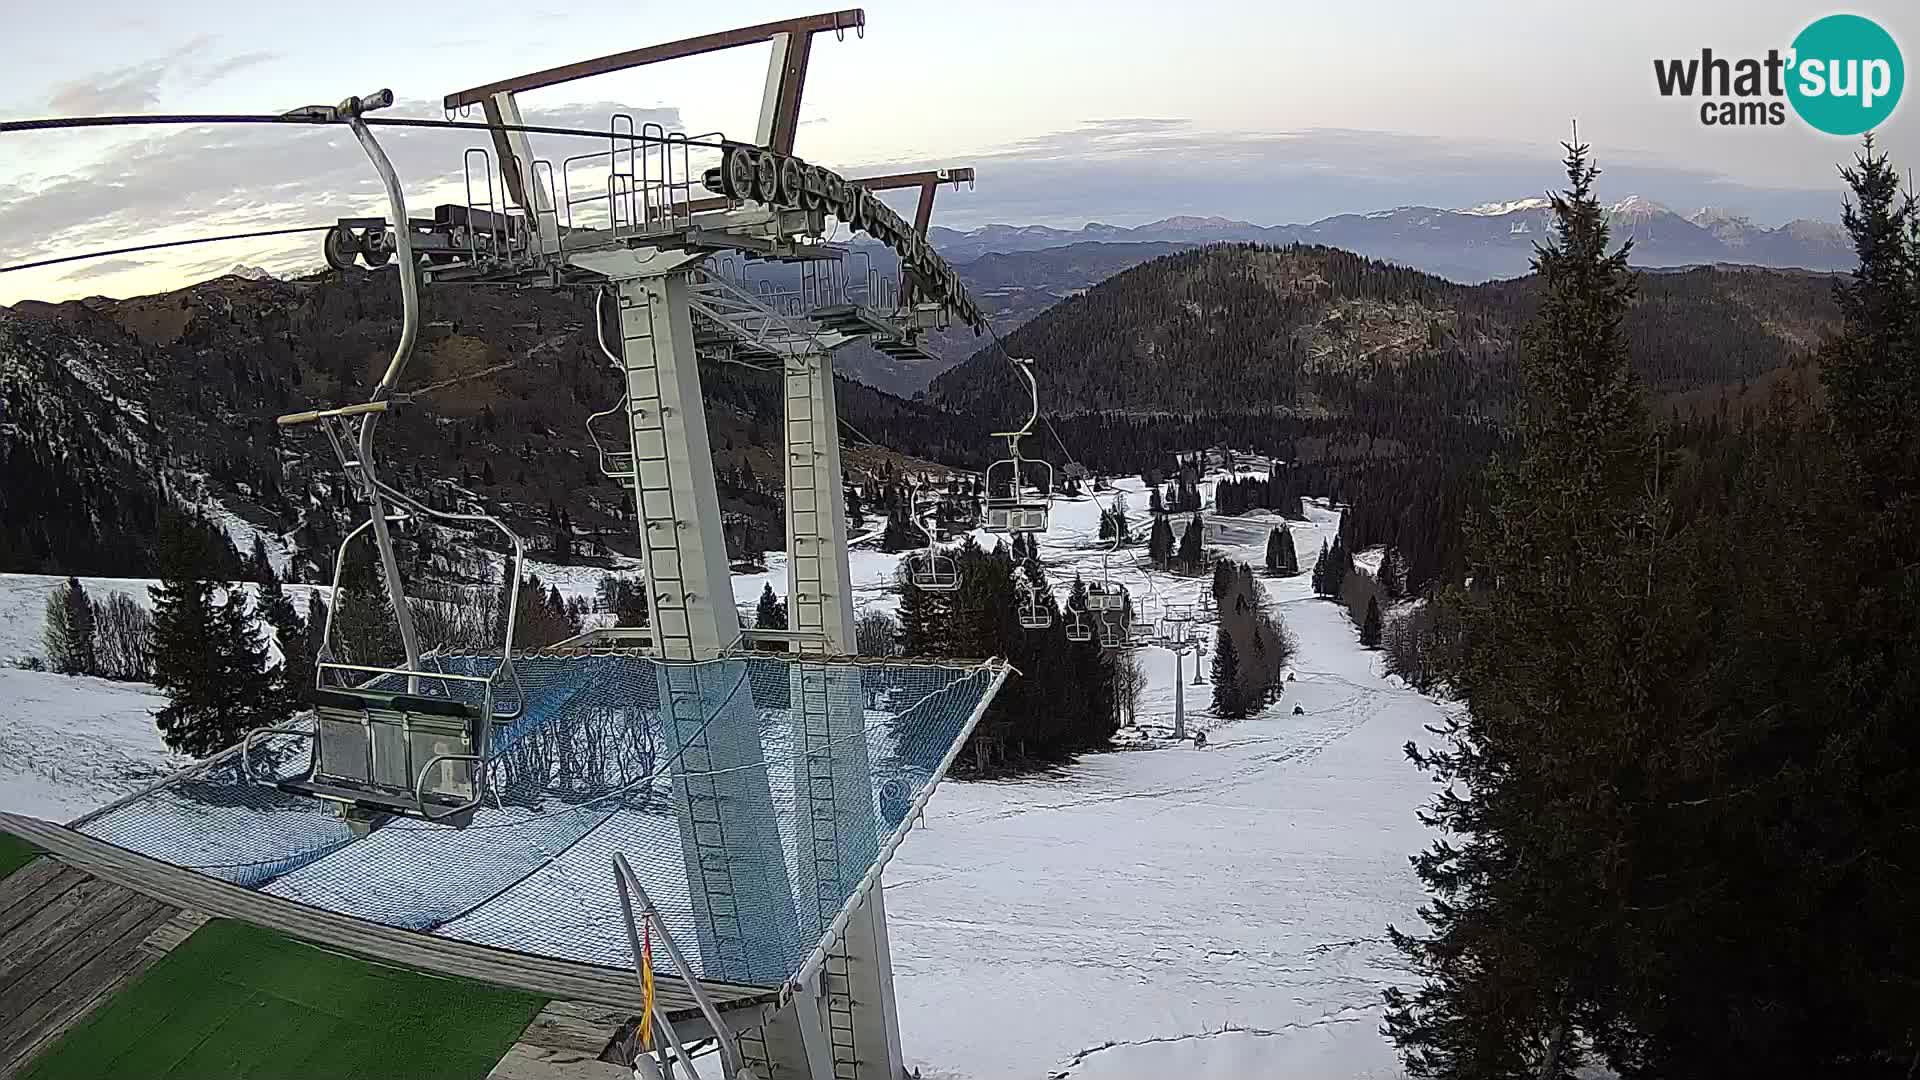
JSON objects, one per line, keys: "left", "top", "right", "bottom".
{"left": 73, "top": 652, "right": 1005, "bottom": 986}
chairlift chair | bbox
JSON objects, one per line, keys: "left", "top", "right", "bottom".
{"left": 1018, "top": 584, "right": 1052, "bottom": 630}
{"left": 906, "top": 481, "right": 961, "bottom": 593}
{"left": 983, "top": 358, "right": 1053, "bottom": 534}
{"left": 1087, "top": 581, "right": 1129, "bottom": 613}
{"left": 909, "top": 549, "right": 961, "bottom": 592}
{"left": 1064, "top": 608, "right": 1093, "bottom": 643}
{"left": 247, "top": 101, "right": 524, "bottom": 833}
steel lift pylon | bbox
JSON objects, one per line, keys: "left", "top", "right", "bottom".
{"left": 363, "top": 12, "right": 988, "bottom": 1078}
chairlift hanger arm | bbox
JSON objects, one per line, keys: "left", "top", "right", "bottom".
{"left": 686, "top": 166, "right": 974, "bottom": 222}
{"left": 990, "top": 357, "right": 1039, "bottom": 441}
{"left": 443, "top": 9, "right": 866, "bottom": 110}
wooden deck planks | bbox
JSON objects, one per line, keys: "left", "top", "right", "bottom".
{"left": 0, "top": 859, "right": 180, "bottom": 1080}
{"left": 138, "top": 909, "right": 210, "bottom": 957}
{"left": 486, "top": 1001, "right": 634, "bottom": 1080}
{"left": 0, "top": 863, "right": 86, "bottom": 940}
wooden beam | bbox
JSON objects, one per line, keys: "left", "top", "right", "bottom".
{"left": 445, "top": 10, "right": 864, "bottom": 109}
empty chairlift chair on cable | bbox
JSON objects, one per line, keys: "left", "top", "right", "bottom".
{"left": 247, "top": 492, "right": 526, "bottom": 831}
{"left": 1087, "top": 579, "right": 1131, "bottom": 650}
{"left": 906, "top": 483, "right": 960, "bottom": 592}
{"left": 983, "top": 358, "right": 1053, "bottom": 534}
{"left": 1063, "top": 607, "right": 1093, "bottom": 642}
{"left": 1018, "top": 582, "right": 1052, "bottom": 630}
{"left": 245, "top": 95, "right": 524, "bottom": 831}
{"left": 1086, "top": 524, "right": 1132, "bottom": 648}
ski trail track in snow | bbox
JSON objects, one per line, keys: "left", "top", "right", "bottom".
{"left": 887, "top": 510, "right": 1442, "bottom": 1079}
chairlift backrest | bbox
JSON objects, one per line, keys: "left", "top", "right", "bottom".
{"left": 1018, "top": 585, "right": 1052, "bottom": 630}
{"left": 910, "top": 550, "right": 961, "bottom": 593}
{"left": 906, "top": 481, "right": 963, "bottom": 592}
{"left": 293, "top": 688, "right": 486, "bottom": 826}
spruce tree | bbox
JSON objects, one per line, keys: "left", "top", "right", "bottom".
{"left": 1147, "top": 513, "right": 1175, "bottom": 567}
{"left": 1385, "top": 140, "right": 1684, "bottom": 1080}
{"left": 151, "top": 514, "right": 281, "bottom": 756}
{"left": 1211, "top": 558, "right": 1235, "bottom": 603}
{"left": 1279, "top": 525, "right": 1300, "bottom": 575}
{"left": 1822, "top": 133, "right": 1920, "bottom": 530}
{"left": 303, "top": 592, "right": 331, "bottom": 682}
{"left": 895, "top": 565, "right": 946, "bottom": 657}
{"left": 255, "top": 559, "right": 309, "bottom": 708}
{"left": 44, "top": 577, "right": 97, "bottom": 675}
{"left": 1324, "top": 536, "right": 1351, "bottom": 597}
{"left": 1602, "top": 139, "right": 1920, "bottom": 1076}
{"left": 1380, "top": 548, "right": 1406, "bottom": 601}
{"left": 754, "top": 583, "right": 788, "bottom": 630}
{"left": 334, "top": 543, "right": 405, "bottom": 665}
{"left": 1359, "top": 595, "right": 1382, "bottom": 649}
{"left": 1209, "top": 627, "right": 1243, "bottom": 719}
{"left": 1264, "top": 528, "right": 1284, "bottom": 575}
{"left": 1178, "top": 514, "right": 1204, "bottom": 573}
{"left": 1312, "top": 540, "right": 1332, "bottom": 595}
{"left": 248, "top": 534, "right": 273, "bottom": 582}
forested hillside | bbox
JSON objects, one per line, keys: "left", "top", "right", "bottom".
{"left": 924, "top": 244, "right": 1841, "bottom": 591}
{"left": 930, "top": 244, "right": 1839, "bottom": 417}
{"left": 0, "top": 273, "right": 993, "bottom": 578}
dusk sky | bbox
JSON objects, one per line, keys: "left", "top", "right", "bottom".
{"left": 2, "top": 0, "right": 1913, "bottom": 303}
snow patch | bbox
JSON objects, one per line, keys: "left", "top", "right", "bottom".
{"left": 1457, "top": 197, "right": 1551, "bottom": 216}
{"left": 0, "top": 668, "right": 184, "bottom": 824}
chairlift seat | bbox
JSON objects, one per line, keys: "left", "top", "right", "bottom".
{"left": 909, "top": 552, "right": 961, "bottom": 593}
{"left": 983, "top": 504, "right": 1050, "bottom": 533}
{"left": 1018, "top": 602, "right": 1052, "bottom": 631}
{"left": 280, "top": 688, "right": 485, "bottom": 828}
{"left": 1064, "top": 617, "right": 1093, "bottom": 643}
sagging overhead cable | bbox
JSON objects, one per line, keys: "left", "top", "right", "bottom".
{"left": 0, "top": 111, "right": 730, "bottom": 149}
{"left": 0, "top": 225, "right": 335, "bottom": 275}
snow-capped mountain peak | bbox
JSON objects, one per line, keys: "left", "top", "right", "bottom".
{"left": 1145, "top": 215, "right": 1243, "bottom": 232}
{"left": 1608, "top": 194, "right": 1671, "bottom": 222}
{"left": 1689, "top": 206, "right": 1750, "bottom": 228}
{"left": 1458, "top": 197, "right": 1552, "bottom": 217}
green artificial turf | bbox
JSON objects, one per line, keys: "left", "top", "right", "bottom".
{"left": 0, "top": 829, "right": 40, "bottom": 880}
{"left": 22, "top": 919, "right": 547, "bottom": 1080}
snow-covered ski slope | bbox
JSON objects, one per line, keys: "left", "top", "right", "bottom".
{"left": 0, "top": 668, "right": 182, "bottom": 823}
{"left": 0, "top": 471, "right": 1439, "bottom": 1077}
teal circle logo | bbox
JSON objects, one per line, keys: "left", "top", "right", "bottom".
{"left": 1788, "top": 14, "right": 1904, "bottom": 135}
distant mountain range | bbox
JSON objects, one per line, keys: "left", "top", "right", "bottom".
{"left": 929, "top": 199, "right": 1852, "bottom": 283}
